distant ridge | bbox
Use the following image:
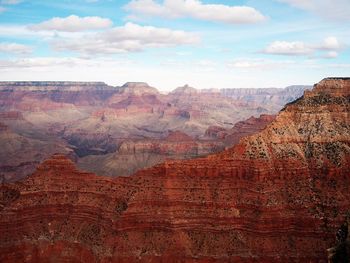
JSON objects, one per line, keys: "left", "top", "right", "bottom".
{"left": 0, "top": 81, "right": 108, "bottom": 86}
{"left": 0, "top": 81, "right": 312, "bottom": 95}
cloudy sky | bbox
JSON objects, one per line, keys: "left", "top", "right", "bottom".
{"left": 0, "top": 0, "right": 349, "bottom": 90}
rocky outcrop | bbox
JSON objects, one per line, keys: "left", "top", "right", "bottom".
{"left": 77, "top": 131, "right": 224, "bottom": 176}
{"left": 205, "top": 114, "right": 276, "bottom": 146}
{"left": 224, "top": 114, "right": 276, "bottom": 146}
{"left": 0, "top": 78, "right": 349, "bottom": 262}
{"left": 63, "top": 131, "right": 118, "bottom": 157}
{"left": 92, "top": 83, "right": 165, "bottom": 118}
{"left": 0, "top": 111, "right": 23, "bottom": 120}
{"left": 0, "top": 126, "right": 74, "bottom": 182}
{"left": 0, "top": 122, "right": 8, "bottom": 132}
{"left": 163, "top": 130, "right": 194, "bottom": 141}
{"left": 170, "top": 84, "right": 198, "bottom": 95}
{"left": 119, "top": 82, "right": 159, "bottom": 96}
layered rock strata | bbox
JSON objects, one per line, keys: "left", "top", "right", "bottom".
{"left": 205, "top": 114, "right": 276, "bottom": 146}
{"left": 77, "top": 131, "right": 225, "bottom": 176}
{"left": 0, "top": 79, "right": 347, "bottom": 262}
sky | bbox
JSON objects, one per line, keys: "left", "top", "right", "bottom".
{"left": 0, "top": 0, "right": 349, "bottom": 91}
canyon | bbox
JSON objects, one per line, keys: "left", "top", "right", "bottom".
{"left": 0, "top": 78, "right": 349, "bottom": 262}
{"left": 0, "top": 81, "right": 307, "bottom": 181}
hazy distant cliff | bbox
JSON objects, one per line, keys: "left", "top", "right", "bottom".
{"left": 0, "top": 81, "right": 311, "bottom": 181}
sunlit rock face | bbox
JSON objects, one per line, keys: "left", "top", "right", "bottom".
{"left": 0, "top": 81, "right": 309, "bottom": 181}
{"left": 205, "top": 114, "right": 276, "bottom": 146}
{"left": 0, "top": 78, "right": 349, "bottom": 262}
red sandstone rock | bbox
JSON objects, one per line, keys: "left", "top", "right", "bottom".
{"left": 0, "top": 111, "right": 23, "bottom": 120}
{"left": 77, "top": 131, "right": 224, "bottom": 176}
{"left": 164, "top": 130, "right": 194, "bottom": 142}
{"left": 0, "top": 78, "right": 349, "bottom": 262}
{"left": 224, "top": 114, "right": 276, "bottom": 146}
{"left": 0, "top": 122, "right": 8, "bottom": 131}
{"left": 205, "top": 125, "right": 227, "bottom": 139}
{"left": 205, "top": 114, "right": 276, "bottom": 146}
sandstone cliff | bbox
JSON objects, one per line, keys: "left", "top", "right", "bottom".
{"left": 205, "top": 114, "right": 276, "bottom": 146}
{"left": 0, "top": 78, "right": 348, "bottom": 262}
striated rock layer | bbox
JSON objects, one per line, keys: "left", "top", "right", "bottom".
{"left": 77, "top": 131, "right": 225, "bottom": 176}
{"left": 0, "top": 78, "right": 349, "bottom": 262}
{"left": 205, "top": 114, "right": 276, "bottom": 146}
{"left": 0, "top": 81, "right": 309, "bottom": 180}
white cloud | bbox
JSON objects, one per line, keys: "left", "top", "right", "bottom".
{"left": 28, "top": 15, "right": 113, "bottom": 32}
{"left": 318, "top": 36, "right": 340, "bottom": 50}
{"left": 1, "top": 56, "right": 350, "bottom": 91}
{"left": 278, "top": 0, "right": 350, "bottom": 21}
{"left": 1, "top": 0, "right": 21, "bottom": 4}
{"left": 0, "top": 42, "right": 32, "bottom": 55}
{"left": 262, "top": 37, "right": 342, "bottom": 58}
{"left": 323, "top": 51, "right": 338, "bottom": 59}
{"left": 263, "top": 41, "right": 312, "bottom": 55}
{"left": 227, "top": 58, "right": 294, "bottom": 70}
{"left": 125, "top": 0, "right": 267, "bottom": 24}
{"left": 52, "top": 22, "right": 200, "bottom": 54}
{"left": 0, "top": 24, "right": 91, "bottom": 40}
{"left": 0, "top": 22, "right": 198, "bottom": 55}
{"left": 0, "top": 57, "right": 94, "bottom": 68}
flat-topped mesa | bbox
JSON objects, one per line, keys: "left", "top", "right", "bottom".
{"left": 170, "top": 84, "right": 198, "bottom": 95}
{"left": 0, "top": 81, "right": 108, "bottom": 86}
{"left": 35, "top": 154, "right": 78, "bottom": 174}
{"left": 0, "top": 81, "right": 113, "bottom": 91}
{"left": 221, "top": 85, "right": 311, "bottom": 101}
{"left": 221, "top": 87, "right": 282, "bottom": 96}
{"left": 312, "top": 77, "right": 350, "bottom": 96}
{"left": 120, "top": 82, "right": 159, "bottom": 95}
{"left": 164, "top": 130, "right": 194, "bottom": 142}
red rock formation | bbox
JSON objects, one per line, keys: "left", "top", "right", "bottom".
{"left": 205, "top": 125, "right": 227, "bottom": 139}
{"left": 164, "top": 130, "right": 194, "bottom": 141}
{"left": 224, "top": 114, "right": 276, "bottom": 145}
{"left": 0, "top": 111, "right": 23, "bottom": 120}
{"left": 0, "top": 122, "right": 8, "bottom": 131}
{"left": 0, "top": 78, "right": 348, "bottom": 262}
{"left": 0, "top": 81, "right": 117, "bottom": 107}
{"left": 92, "top": 83, "right": 167, "bottom": 118}
{"left": 77, "top": 131, "right": 224, "bottom": 176}
{"left": 0, "top": 126, "right": 74, "bottom": 182}
{"left": 205, "top": 114, "right": 276, "bottom": 146}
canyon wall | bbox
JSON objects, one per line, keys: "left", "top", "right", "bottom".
{"left": 0, "top": 81, "right": 308, "bottom": 180}
{"left": 0, "top": 78, "right": 348, "bottom": 262}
